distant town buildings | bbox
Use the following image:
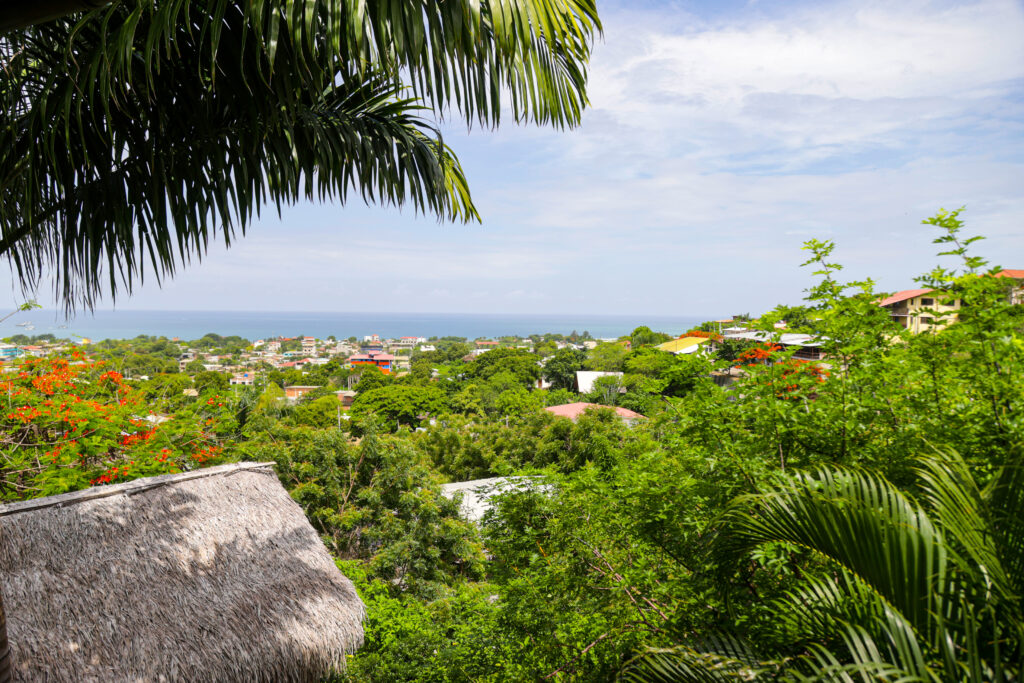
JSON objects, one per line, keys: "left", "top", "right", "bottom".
{"left": 0, "top": 344, "right": 24, "bottom": 360}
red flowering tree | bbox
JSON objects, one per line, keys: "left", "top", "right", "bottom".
{"left": 0, "top": 353, "right": 228, "bottom": 502}
{"left": 734, "top": 343, "right": 829, "bottom": 399}
{"left": 682, "top": 329, "right": 722, "bottom": 342}
{"left": 736, "top": 343, "right": 783, "bottom": 366}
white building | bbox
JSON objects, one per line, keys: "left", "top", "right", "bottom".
{"left": 575, "top": 371, "right": 624, "bottom": 394}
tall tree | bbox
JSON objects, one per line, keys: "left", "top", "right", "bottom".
{"left": 0, "top": 0, "right": 600, "bottom": 308}
{"left": 543, "top": 347, "right": 586, "bottom": 391}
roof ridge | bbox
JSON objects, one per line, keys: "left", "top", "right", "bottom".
{"left": 0, "top": 461, "right": 275, "bottom": 517}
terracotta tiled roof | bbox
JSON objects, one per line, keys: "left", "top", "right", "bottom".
{"left": 878, "top": 288, "right": 932, "bottom": 307}
{"left": 544, "top": 402, "right": 644, "bottom": 421}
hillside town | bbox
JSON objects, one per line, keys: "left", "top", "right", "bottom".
{"left": 6, "top": 270, "right": 1015, "bottom": 393}
{"left": 0, "top": 229, "right": 1021, "bottom": 683}
{"left": 2, "top": 0, "right": 1021, "bottom": 679}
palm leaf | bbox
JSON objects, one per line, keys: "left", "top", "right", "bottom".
{"left": 1, "top": 0, "right": 600, "bottom": 308}
{"left": 718, "top": 468, "right": 950, "bottom": 647}
{"left": 619, "top": 644, "right": 783, "bottom": 683}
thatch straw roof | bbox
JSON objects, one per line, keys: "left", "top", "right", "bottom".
{"left": 0, "top": 462, "right": 364, "bottom": 682}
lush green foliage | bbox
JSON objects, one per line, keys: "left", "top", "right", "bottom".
{"left": 544, "top": 347, "right": 587, "bottom": 390}
{"left": 351, "top": 385, "right": 449, "bottom": 431}
{"left": 622, "top": 449, "right": 1024, "bottom": 682}
{"left": 1, "top": 211, "right": 1020, "bottom": 682}
{"left": 242, "top": 426, "right": 485, "bottom": 593}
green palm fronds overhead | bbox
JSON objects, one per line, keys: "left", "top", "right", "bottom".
{"left": 0, "top": 0, "right": 600, "bottom": 308}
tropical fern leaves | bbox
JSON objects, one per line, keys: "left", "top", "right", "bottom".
{"left": 0, "top": 0, "right": 600, "bottom": 308}
{"left": 620, "top": 450, "right": 1024, "bottom": 682}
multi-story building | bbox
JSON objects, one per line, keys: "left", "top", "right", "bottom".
{"left": 388, "top": 338, "right": 417, "bottom": 351}
{"left": 178, "top": 350, "right": 196, "bottom": 371}
{"left": 348, "top": 350, "right": 395, "bottom": 374}
{"left": 879, "top": 289, "right": 961, "bottom": 334}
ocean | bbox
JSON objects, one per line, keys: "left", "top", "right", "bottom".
{"left": 1, "top": 310, "right": 709, "bottom": 342}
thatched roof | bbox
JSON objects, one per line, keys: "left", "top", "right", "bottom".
{"left": 0, "top": 462, "right": 364, "bottom": 682}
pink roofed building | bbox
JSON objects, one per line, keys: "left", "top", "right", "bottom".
{"left": 348, "top": 350, "right": 396, "bottom": 374}
{"left": 544, "top": 402, "right": 645, "bottom": 426}
{"left": 878, "top": 288, "right": 960, "bottom": 334}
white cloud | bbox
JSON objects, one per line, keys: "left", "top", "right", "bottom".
{"left": 567, "top": 0, "right": 1024, "bottom": 168}
{"left": 639, "top": 3, "right": 1023, "bottom": 101}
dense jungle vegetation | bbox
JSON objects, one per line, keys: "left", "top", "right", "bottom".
{"left": 2, "top": 213, "right": 1021, "bottom": 681}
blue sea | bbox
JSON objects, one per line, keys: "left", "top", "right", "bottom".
{"left": 1, "top": 310, "right": 709, "bottom": 342}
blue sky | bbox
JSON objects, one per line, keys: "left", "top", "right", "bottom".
{"left": 5, "top": 0, "right": 1023, "bottom": 318}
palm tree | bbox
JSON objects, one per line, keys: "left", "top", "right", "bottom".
{"left": 0, "top": 0, "right": 600, "bottom": 309}
{"left": 620, "top": 449, "right": 1024, "bottom": 681}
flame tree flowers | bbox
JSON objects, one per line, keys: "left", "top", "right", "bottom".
{"left": 0, "top": 354, "right": 227, "bottom": 501}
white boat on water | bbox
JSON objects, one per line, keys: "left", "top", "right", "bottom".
{"left": 15, "top": 321, "right": 32, "bottom": 327}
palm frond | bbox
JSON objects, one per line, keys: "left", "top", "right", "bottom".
{"left": 801, "top": 633, "right": 931, "bottom": 683}
{"left": 985, "top": 449, "right": 1024, "bottom": 599}
{"left": 718, "top": 468, "right": 949, "bottom": 646}
{"left": 914, "top": 449, "right": 1008, "bottom": 598}
{"left": 778, "top": 571, "right": 930, "bottom": 678}
{"left": 619, "top": 644, "right": 783, "bottom": 683}
{"left": 1, "top": 0, "right": 600, "bottom": 308}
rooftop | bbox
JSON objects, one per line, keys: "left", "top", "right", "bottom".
{"left": 0, "top": 463, "right": 363, "bottom": 681}
{"left": 349, "top": 353, "right": 396, "bottom": 362}
{"left": 439, "top": 476, "right": 547, "bottom": 522}
{"left": 656, "top": 337, "right": 709, "bottom": 354}
{"left": 545, "top": 402, "right": 645, "bottom": 421}
{"left": 575, "top": 370, "right": 624, "bottom": 394}
{"left": 722, "top": 330, "right": 825, "bottom": 347}
{"left": 877, "top": 288, "right": 933, "bottom": 307}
